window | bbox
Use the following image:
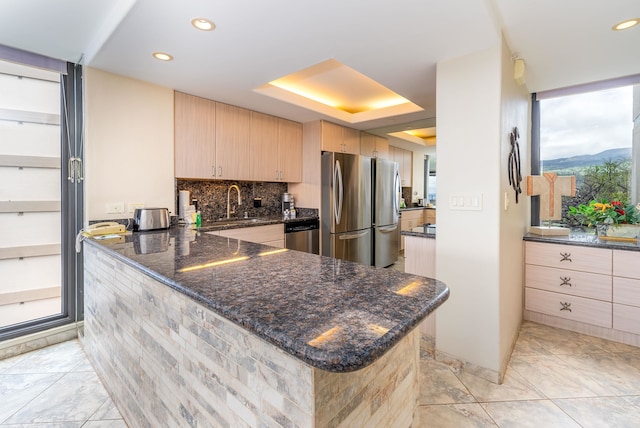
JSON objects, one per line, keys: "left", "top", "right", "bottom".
{"left": 533, "top": 81, "right": 638, "bottom": 226}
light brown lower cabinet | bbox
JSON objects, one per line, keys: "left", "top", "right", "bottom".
{"left": 207, "top": 224, "right": 284, "bottom": 248}
{"left": 524, "top": 241, "right": 640, "bottom": 346}
{"left": 612, "top": 250, "right": 640, "bottom": 334}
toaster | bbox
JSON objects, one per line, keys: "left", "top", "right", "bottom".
{"left": 133, "top": 208, "right": 170, "bottom": 231}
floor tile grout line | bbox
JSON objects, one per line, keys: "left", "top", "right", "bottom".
{"left": 85, "top": 396, "right": 113, "bottom": 423}
{"left": 0, "top": 371, "right": 67, "bottom": 425}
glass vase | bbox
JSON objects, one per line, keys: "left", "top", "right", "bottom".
{"left": 597, "top": 223, "right": 640, "bottom": 241}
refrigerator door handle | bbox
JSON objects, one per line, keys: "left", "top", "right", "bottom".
{"left": 338, "top": 230, "right": 369, "bottom": 240}
{"left": 378, "top": 225, "right": 398, "bottom": 233}
{"left": 334, "top": 160, "right": 343, "bottom": 224}
{"left": 394, "top": 171, "right": 401, "bottom": 214}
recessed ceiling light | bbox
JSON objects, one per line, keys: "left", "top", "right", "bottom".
{"left": 192, "top": 18, "right": 215, "bottom": 31}
{"left": 152, "top": 52, "right": 173, "bottom": 61}
{"left": 612, "top": 18, "right": 639, "bottom": 31}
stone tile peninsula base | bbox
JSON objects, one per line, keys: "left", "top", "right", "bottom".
{"left": 83, "top": 245, "right": 420, "bottom": 427}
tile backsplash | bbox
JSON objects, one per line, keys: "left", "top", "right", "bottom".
{"left": 176, "top": 179, "right": 288, "bottom": 222}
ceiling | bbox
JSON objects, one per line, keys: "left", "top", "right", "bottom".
{"left": 1, "top": 0, "right": 639, "bottom": 140}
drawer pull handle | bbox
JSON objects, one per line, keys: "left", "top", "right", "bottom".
{"left": 560, "top": 302, "right": 572, "bottom": 312}
{"left": 559, "top": 252, "right": 572, "bottom": 262}
{"left": 560, "top": 277, "right": 572, "bottom": 287}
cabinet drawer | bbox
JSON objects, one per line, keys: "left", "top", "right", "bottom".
{"left": 525, "top": 288, "right": 612, "bottom": 328}
{"left": 613, "top": 304, "right": 640, "bottom": 335}
{"left": 525, "top": 265, "right": 611, "bottom": 301}
{"left": 216, "top": 224, "right": 284, "bottom": 243}
{"left": 525, "top": 242, "right": 611, "bottom": 274}
{"left": 613, "top": 276, "right": 640, "bottom": 307}
{"left": 613, "top": 250, "right": 640, "bottom": 279}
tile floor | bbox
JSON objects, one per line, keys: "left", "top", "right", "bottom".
{"left": 418, "top": 321, "right": 640, "bottom": 427}
{"left": 0, "top": 340, "right": 126, "bottom": 427}
{"left": 1, "top": 321, "right": 639, "bottom": 427}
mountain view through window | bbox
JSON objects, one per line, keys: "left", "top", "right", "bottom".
{"left": 539, "top": 85, "right": 636, "bottom": 226}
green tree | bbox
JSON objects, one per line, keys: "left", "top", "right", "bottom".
{"left": 562, "top": 159, "right": 631, "bottom": 226}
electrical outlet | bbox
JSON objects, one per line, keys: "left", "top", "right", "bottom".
{"left": 128, "top": 203, "right": 145, "bottom": 213}
{"left": 105, "top": 202, "right": 125, "bottom": 214}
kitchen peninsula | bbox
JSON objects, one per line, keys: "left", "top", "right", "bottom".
{"left": 82, "top": 226, "right": 449, "bottom": 427}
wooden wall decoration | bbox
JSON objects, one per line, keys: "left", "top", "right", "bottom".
{"left": 508, "top": 126, "right": 522, "bottom": 203}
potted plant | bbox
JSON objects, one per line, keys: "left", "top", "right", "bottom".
{"left": 568, "top": 199, "right": 640, "bottom": 240}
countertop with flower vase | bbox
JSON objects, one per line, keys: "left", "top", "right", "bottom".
{"left": 524, "top": 229, "right": 640, "bottom": 251}
{"left": 568, "top": 199, "right": 640, "bottom": 242}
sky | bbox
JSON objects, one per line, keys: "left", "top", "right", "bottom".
{"left": 539, "top": 86, "right": 633, "bottom": 161}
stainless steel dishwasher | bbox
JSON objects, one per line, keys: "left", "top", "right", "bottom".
{"left": 284, "top": 218, "right": 319, "bottom": 254}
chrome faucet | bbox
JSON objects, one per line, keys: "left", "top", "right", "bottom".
{"left": 227, "top": 184, "right": 242, "bottom": 218}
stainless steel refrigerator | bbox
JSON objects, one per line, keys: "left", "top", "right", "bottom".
{"left": 372, "top": 157, "right": 401, "bottom": 267}
{"left": 321, "top": 152, "right": 372, "bottom": 265}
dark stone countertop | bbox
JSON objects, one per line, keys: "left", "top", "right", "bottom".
{"left": 523, "top": 230, "right": 640, "bottom": 252}
{"left": 84, "top": 226, "right": 449, "bottom": 373}
{"left": 400, "top": 206, "right": 435, "bottom": 211}
{"left": 402, "top": 225, "right": 436, "bottom": 239}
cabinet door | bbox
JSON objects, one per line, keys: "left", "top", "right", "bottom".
{"left": 403, "top": 149, "right": 413, "bottom": 187}
{"left": 424, "top": 209, "right": 436, "bottom": 225}
{"left": 613, "top": 250, "right": 640, "bottom": 279}
{"left": 375, "top": 136, "right": 390, "bottom": 159}
{"left": 361, "top": 133, "right": 389, "bottom": 158}
{"left": 250, "top": 111, "right": 279, "bottom": 181}
{"left": 392, "top": 147, "right": 409, "bottom": 186}
{"left": 174, "top": 92, "right": 216, "bottom": 178}
{"left": 360, "top": 132, "right": 376, "bottom": 157}
{"left": 320, "top": 121, "right": 344, "bottom": 152}
{"left": 215, "top": 102, "right": 251, "bottom": 180}
{"left": 278, "top": 118, "right": 302, "bottom": 182}
{"left": 343, "top": 127, "right": 361, "bottom": 154}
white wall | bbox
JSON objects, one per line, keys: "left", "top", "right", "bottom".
{"left": 498, "top": 36, "right": 530, "bottom": 375}
{"left": 84, "top": 68, "right": 175, "bottom": 221}
{"left": 435, "top": 44, "right": 502, "bottom": 373}
{"left": 434, "top": 37, "right": 530, "bottom": 380}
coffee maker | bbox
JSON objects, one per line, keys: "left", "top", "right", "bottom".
{"left": 282, "top": 193, "right": 295, "bottom": 218}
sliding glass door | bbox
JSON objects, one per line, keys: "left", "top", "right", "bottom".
{"left": 0, "top": 52, "right": 83, "bottom": 340}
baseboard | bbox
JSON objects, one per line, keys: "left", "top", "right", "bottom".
{"left": 524, "top": 310, "right": 640, "bottom": 347}
{"left": 0, "top": 322, "right": 80, "bottom": 360}
{"left": 434, "top": 349, "right": 503, "bottom": 385}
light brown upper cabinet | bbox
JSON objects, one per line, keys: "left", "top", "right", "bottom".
{"left": 390, "top": 146, "right": 413, "bottom": 187}
{"left": 174, "top": 92, "right": 216, "bottom": 179}
{"left": 250, "top": 113, "right": 302, "bottom": 182}
{"left": 215, "top": 102, "right": 251, "bottom": 180}
{"left": 320, "top": 121, "right": 360, "bottom": 154}
{"left": 175, "top": 91, "right": 301, "bottom": 182}
{"left": 360, "top": 132, "right": 390, "bottom": 159}
{"left": 277, "top": 118, "right": 302, "bottom": 182}
{"left": 250, "top": 111, "right": 279, "bottom": 181}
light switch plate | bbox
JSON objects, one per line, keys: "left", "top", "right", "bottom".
{"left": 449, "top": 193, "right": 483, "bottom": 211}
